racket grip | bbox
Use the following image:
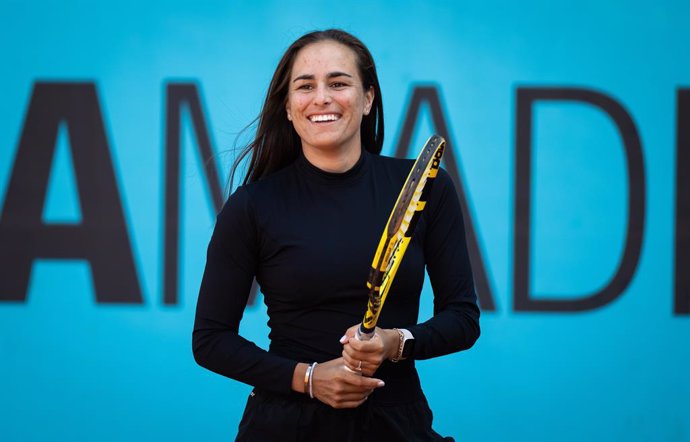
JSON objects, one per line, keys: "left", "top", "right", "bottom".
{"left": 356, "top": 324, "right": 375, "bottom": 341}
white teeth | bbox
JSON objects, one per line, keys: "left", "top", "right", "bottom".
{"left": 309, "top": 114, "right": 339, "bottom": 122}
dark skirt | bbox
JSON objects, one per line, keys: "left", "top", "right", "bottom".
{"left": 236, "top": 388, "right": 454, "bottom": 442}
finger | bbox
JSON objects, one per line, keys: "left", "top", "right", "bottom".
{"left": 345, "top": 337, "right": 365, "bottom": 351}
{"left": 360, "top": 365, "right": 376, "bottom": 377}
{"left": 343, "top": 351, "right": 362, "bottom": 371}
{"left": 345, "top": 360, "right": 368, "bottom": 375}
{"left": 343, "top": 364, "right": 362, "bottom": 374}
{"left": 348, "top": 359, "right": 367, "bottom": 373}
{"left": 342, "top": 345, "right": 357, "bottom": 360}
{"left": 340, "top": 324, "right": 360, "bottom": 345}
{"left": 343, "top": 347, "right": 383, "bottom": 369}
{"left": 342, "top": 344, "right": 374, "bottom": 364}
{"left": 347, "top": 324, "right": 359, "bottom": 336}
{"left": 344, "top": 374, "right": 385, "bottom": 389}
{"left": 347, "top": 335, "right": 384, "bottom": 353}
{"left": 355, "top": 360, "right": 379, "bottom": 377}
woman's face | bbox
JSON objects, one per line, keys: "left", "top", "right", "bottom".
{"left": 286, "top": 40, "right": 374, "bottom": 158}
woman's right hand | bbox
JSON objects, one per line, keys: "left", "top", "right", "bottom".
{"left": 311, "top": 358, "right": 385, "bottom": 409}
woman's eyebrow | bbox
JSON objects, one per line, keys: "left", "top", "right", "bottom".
{"left": 292, "top": 71, "right": 353, "bottom": 83}
{"left": 327, "top": 71, "right": 353, "bottom": 79}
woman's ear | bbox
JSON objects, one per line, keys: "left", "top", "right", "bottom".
{"left": 363, "top": 86, "right": 375, "bottom": 116}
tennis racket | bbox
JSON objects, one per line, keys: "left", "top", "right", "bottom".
{"left": 357, "top": 135, "right": 446, "bottom": 340}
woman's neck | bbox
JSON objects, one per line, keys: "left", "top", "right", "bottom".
{"left": 301, "top": 144, "right": 362, "bottom": 173}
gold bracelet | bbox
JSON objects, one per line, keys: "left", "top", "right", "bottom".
{"left": 391, "top": 328, "right": 405, "bottom": 362}
{"left": 303, "top": 363, "right": 312, "bottom": 394}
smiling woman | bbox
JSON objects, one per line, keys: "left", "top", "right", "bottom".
{"left": 286, "top": 41, "right": 374, "bottom": 173}
{"left": 227, "top": 29, "right": 384, "bottom": 186}
{"left": 192, "top": 29, "right": 480, "bottom": 442}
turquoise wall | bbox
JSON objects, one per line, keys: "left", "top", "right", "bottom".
{"left": 1, "top": 1, "right": 689, "bottom": 440}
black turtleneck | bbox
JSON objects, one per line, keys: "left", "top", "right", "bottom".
{"left": 192, "top": 149, "right": 480, "bottom": 403}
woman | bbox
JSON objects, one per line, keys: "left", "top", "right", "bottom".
{"left": 193, "top": 29, "right": 480, "bottom": 441}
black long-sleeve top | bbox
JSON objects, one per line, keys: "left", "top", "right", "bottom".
{"left": 193, "top": 149, "right": 480, "bottom": 404}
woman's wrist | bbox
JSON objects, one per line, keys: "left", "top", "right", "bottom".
{"left": 381, "top": 328, "right": 402, "bottom": 360}
{"left": 291, "top": 362, "right": 309, "bottom": 393}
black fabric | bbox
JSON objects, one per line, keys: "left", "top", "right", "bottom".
{"left": 192, "top": 149, "right": 479, "bottom": 436}
{"left": 236, "top": 389, "right": 454, "bottom": 442}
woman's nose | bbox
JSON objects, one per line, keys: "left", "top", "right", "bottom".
{"left": 314, "top": 84, "right": 331, "bottom": 105}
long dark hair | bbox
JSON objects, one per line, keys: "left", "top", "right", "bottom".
{"left": 230, "top": 29, "right": 385, "bottom": 186}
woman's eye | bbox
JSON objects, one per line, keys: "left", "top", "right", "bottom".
{"left": 331, "top": 82, "right": 347, "bottom": 88}
{"left": 297, "top": 84, "right": 313, "bottom": 91}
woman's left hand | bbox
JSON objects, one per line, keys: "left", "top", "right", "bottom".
{"left": 340, "top": 325, "right": 399, "bottom": 376}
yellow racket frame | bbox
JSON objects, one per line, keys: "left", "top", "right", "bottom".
{"left": 359, "top": 135, "right": 446, "bottom": 338}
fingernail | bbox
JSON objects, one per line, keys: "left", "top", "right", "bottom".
{"left": 377, "top": 381, "right": 385, "bottom": 387}
{"left": 339, "top": 335, "right": 347, "bottom": 343}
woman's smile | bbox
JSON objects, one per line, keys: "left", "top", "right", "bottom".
{"left": 308, "top": 113, "right": 342, "bottom": 123}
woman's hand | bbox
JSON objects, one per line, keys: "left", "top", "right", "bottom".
{"left": 340, "top": 325, "right": 399, "bottom": 377}
{"left": 310, "top": 358, "right": 385, "bottom": 408}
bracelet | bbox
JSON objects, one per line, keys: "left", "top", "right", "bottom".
{"left": 303, "top": 363, "right": 312, "bottom": 394}
{"left": 308, "top": 362, "right": 318, "bottom": 399}
{"left": 391, "top": 328, "right": 405, "bottom": 362}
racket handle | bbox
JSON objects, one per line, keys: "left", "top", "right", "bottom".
{"left": 356, "top": 324, "right": 375, "bottom": 341}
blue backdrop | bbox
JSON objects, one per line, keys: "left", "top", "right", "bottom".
{"left": 1, "top": 1, "right": 689, "bottom": 440}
